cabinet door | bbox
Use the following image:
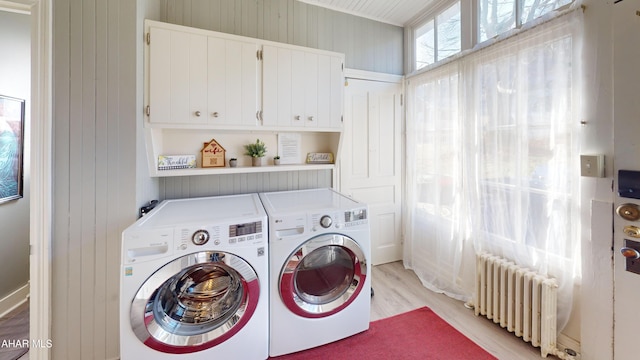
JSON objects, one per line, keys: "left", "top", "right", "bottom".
{"left": 291, "top": 50, "right": 307, "bottom": 127}
{"left": 149, "top": 27, "right": 207, "bottom": 124}
{"left": 303, "top": 52, "right": 319, "bottom": 128}
{"left": 262, "top": 45, "right": 294, "bottom": 127}
{"left": 208, "top": 37, "right": 259, "bottom": 127}
{"left": 316, "top": 54, "right": 344, "bottom": 129}
{"left": 290, "top": 50, "right": 343, "bottom": 129}
{"left": 330, "top": 56, "right": 344, "bottom": 128}
{"left": 263, "top": 45, "right": 343, "bottom": 130}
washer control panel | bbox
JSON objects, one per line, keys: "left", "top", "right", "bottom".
{"left": 175, "top": 219, "right": 266, "bottom": 252}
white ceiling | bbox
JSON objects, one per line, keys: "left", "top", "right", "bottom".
{"left": 297, "top": 0, "right": 438, "bottom": 27}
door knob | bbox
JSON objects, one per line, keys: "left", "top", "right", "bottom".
{"left": 195, "top": 111, "right": 201, "bottom": 117}
{"left": 616, "top": 203, "right": 640, "bottom": 221}
{"left": 621, "top": 247, "right": 640, "bottom": 259}
{"left": 624, "top": 225, "right": 640, "bottom": 238}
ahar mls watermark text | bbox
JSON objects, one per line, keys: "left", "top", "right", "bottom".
{"left": 1, "top": 338, "right": 53, "bottom": 349}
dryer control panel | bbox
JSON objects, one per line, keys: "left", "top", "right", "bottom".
{"left": 344, "top": 208, "right": 368, "bottom": 227}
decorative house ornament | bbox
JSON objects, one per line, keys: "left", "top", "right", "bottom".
{"left": 158, "top": 155, "right": 197, "bottom": 170}
{"left": 201, "top": 138, "right": 226, "bottom": 168}
{"left": 306, "top": 152, "right": 334, "bottom": 164}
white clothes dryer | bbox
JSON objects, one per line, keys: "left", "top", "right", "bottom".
{"left": 259, "top": 188, "right": 371, "bottom": 357}
{"left": 120, "top": 194, "right": 268, "bottom": 360}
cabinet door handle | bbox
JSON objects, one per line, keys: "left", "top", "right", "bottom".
{"left": 308, "top": 116, "right": 314, "bottom": 121}
{"left": 212, "top": 112, "right": 219, "bottom": 118}
{"left": 294, "top": 115, "right": 301, "bottom": 120}
{"left": 195, "top": 111, "right": 201, "bottom": 117}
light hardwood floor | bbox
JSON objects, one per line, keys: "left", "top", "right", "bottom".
{"left": 371, "top": 261, "right": 557, "bottom": 360}
{"left": 7, "top": 261, "right": 555, "bottom": 360}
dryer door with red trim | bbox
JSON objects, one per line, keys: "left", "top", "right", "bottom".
{"left": 279, "top": 233, "right": 367, "bottom": 318}
{"left": 129, "top": 251, "right": 259, "bottom": 354}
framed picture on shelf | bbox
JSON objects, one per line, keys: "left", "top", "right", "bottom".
{"left": 0, "top": 95, "right": 25, "bottom": 204}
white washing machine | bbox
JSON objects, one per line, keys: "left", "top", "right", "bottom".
{"left": 259, "top": 188, "right": 371, "bottom": 357}
{"left": 120, "top": 194, "right": 268, "bottom": 360}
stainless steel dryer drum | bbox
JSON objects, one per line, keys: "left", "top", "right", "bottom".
{"left": 280, "top": 234, "right": 367, "bottom": 318}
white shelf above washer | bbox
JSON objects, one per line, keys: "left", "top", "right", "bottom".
{"left": 152, "top": 163, "right": 335, "bottom": 177}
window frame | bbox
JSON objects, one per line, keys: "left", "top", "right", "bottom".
{"left": 409, "top": 0, "right": 466, "bottom": 73}
{"left": 408, "top": 0, "right": 574, "bottom": 75}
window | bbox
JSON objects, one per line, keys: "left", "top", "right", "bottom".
{"left": 405, "top": 8, "right": 582, "bottom": 326}
{"left": 438, "top": 2, "right": 462, "bottom": 60}
{"left": 415, "top": 1, "right": 461, "bottom": 71}
{"left": 411, "top": 0, "right": 574, "bottom": 72}
{"left": 415, "top": 20, "right": 435, "bottom": 69}
{"left": 479, "top": 0, "right": 573, "bottom": 42}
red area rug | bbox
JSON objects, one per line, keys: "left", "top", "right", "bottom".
{"left": 270, "top": 307, "right": 496, "bottom": 360}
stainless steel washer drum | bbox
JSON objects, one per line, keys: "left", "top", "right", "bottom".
{"left": 129, "top": 251, "right": 259, "bottom": 354}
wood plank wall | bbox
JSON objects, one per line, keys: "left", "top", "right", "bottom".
{"left": 156, "top": 0, "right": 403, "bottom": 200}
{"left": 160, "top": 170, "right": 334, "bottom": 199}
{"left": 160, "top": 0, "right": 403, "bottom": 74}
{"left": 52, "top": 1, "right": 137, "bottom": 359}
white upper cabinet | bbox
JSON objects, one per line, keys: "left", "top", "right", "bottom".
{"left": 147, "top": 24, "right": 259, "bottom": 127}
{"left": 207, "top": 37, "right": 259, "bottom": 127}
{"left": 262, "top": 45, "right": 344, "bottom": 130}
{"left": 148, "top": 26, "right": 208, "bottom": 125}
{"left": 143, "top": 20, "right": 345, "bottom": 176}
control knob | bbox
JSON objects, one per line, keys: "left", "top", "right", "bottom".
{"left": 192, "top": 230, "right": 210, "bottom": 245}
{"left": 320, "top": 215, "right": 333, "bottom": 228}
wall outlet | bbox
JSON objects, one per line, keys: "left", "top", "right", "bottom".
{"left": 580, "top": 155, "right": 605, "bottom": 177}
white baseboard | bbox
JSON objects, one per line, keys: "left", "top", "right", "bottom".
{"left": 0, "top": 282, "right": 30, "bottom": 318}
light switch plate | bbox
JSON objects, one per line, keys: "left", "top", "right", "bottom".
{"left": 580, "top": 155, "right": 605, "bottom": 177}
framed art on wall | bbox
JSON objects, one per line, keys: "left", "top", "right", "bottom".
{"left": 0, "top": 95, "right": 25, "bottom": 204}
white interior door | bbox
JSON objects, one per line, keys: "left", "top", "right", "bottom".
{"left": 340, "top": 77, "right": 403, "bottom": 265}
{"left": 613, "top": 2, "right": 640, "bottom": 360}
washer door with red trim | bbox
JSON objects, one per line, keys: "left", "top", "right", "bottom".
{"left": 129, "top": 251, "right": 259, "bottom": 354}
{"left": 279, "top": 233, "right": 367, "bottom": 318}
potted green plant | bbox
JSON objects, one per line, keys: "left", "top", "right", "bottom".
{"left": 273, "top": 155, "right": 281, "bottom": 165}
{"left": 229, "top": 158, "right": 237, "bottom": 167}
{"left": 244, "top": 138, "right": 267, "bottom": 166}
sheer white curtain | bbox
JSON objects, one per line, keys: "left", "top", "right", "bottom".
{"left": 405, "top": 9, "right": 582, "bottom": 330}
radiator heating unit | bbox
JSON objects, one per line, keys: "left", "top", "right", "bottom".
{"left": 474, "top": 252, "right": 564, "bottom": 358}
